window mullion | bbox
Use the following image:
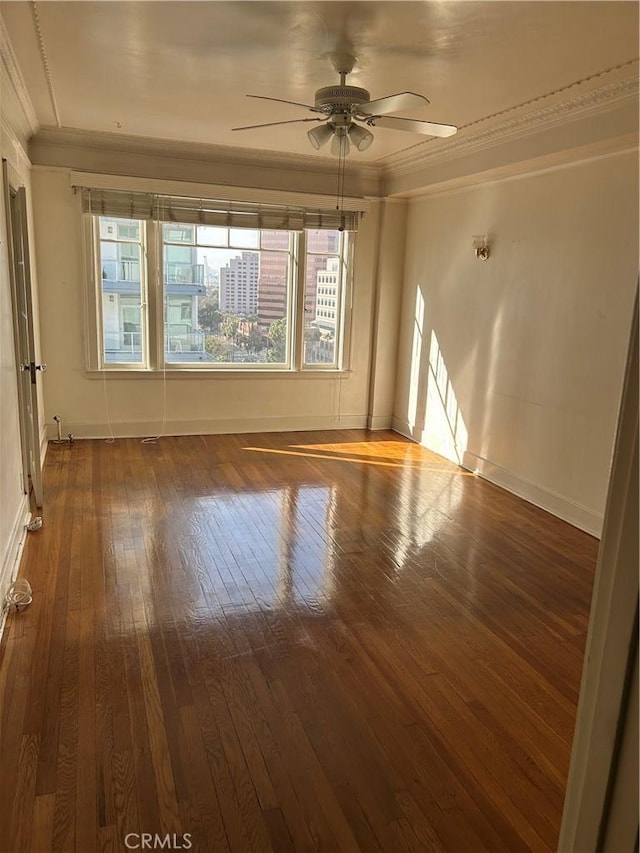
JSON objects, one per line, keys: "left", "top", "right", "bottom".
{"left": 146, "top": 220, "right": 163, "bottom": 369}
{"left": 292, "top": 231, "right": 306, "bottom": 370}
{"left": 87, "top": 216, "right": 102, "bottom": 371}
{"left": 338, "top": 233, "right": 353, "bottom": 371}
{"left": 334, "top": 233, "right": 346, "bottom": 370}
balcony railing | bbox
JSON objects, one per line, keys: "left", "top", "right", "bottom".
{"left": 164, "top": 263, "right": 205, "bottom": 285}
{"left": 103, "top": 328, "right": 208, "bottom": 360}
{"left": 164, "top": 328, "right": 206, "bottom": 354}
{"left": 104, "top": 330, "right": 142, "bottom": 353}
{"left": 102, "top": 260, "right": 140, "bottom": 283}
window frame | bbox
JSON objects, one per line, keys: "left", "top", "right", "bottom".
{"left": 85, "top": 214, "right": 353, "bottom": 374}
{"left": 86, "top": 215, "right": 150, "bottom": 371}
{"left": 301, "top": 230, "right": 352, "bottom": 372}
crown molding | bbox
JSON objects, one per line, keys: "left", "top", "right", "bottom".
{"left": 382, "top": 64, "right": 639, "bottom": 179}
{"left": 401, "top": 138, "right": 637, "bottom": 202}
{"left": 0, "top": 14, "right": 39, "bottom": 141}
{"left": 29, "top": 126, "right": 383, "bottom": 198}
{"left": 29, "top": 126, "right": 380, "bottom": 181}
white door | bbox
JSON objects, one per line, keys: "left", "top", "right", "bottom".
{"left": 3, "top": 162, "right": 45, "bottom": 508}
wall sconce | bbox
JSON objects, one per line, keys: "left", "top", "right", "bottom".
{"left": 473, "top": 234, "right": 490, "bottom": 261}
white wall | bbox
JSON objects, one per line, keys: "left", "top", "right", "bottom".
{"left": 393, "top": 150, "right": 638, "bottom": 535}
{"left": 31, "top": 168, "right": 379, "bottom": 439}
{"left": 366, "top": 199, "right": 407, "bottom": 431}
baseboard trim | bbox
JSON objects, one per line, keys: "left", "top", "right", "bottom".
{"left": 391, "top": 417, "right": 421, "bottom": 442}
{"left": 461, "top": 451, "right": 602, "bottom": 538}
{"left": 391, "top": 418, "right": 602, "bottom": 538}
{"left": 391, "top": 417, "right": 465, "bottom": 463}
{"left": 45, "top": 413, "right": 369, "bottom": 440}
{"left": 367, "top": 414, "right": 393, "bottom": 430}
{"left": 0, "top": 494, "right": 30, "bottom": 643}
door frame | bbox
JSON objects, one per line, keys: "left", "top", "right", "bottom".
{"left": 558, "top": 289, "right": 639, "bottom": 850}
{"left": 2, "top": 160, "right": 44, "bottom": 508}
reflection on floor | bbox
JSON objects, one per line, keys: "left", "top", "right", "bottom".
{"left": 0, "top": 429, "right": 597, "bottom": 852}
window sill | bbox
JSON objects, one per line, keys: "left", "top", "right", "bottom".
{"left": 84, "top": 368, "right": 352, "bottom": 380}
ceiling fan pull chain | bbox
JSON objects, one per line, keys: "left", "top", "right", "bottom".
{"left": 336, "top": 132, "right": 348, "bottom": 227}
{"left": 336, "top": 132, "right": 344, "bottom": 213}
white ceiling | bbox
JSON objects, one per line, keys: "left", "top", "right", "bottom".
{"left": 1, "top": 1, "right": 638, "bottom": 163}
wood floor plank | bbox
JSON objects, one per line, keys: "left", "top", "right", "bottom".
{"left": 30, "top": 794, "right": 55, "bottom": 853}
{"left": 135, "top": 629, "right": 183, "bottom": 838}
{"left": 0, "top": 430, "right": 597, "bottom": 852}
{"left": 178, "top": 705, "right": 231, "bottom": 852}
{"left": 51, "top": 608, "right": 80, "bottom": 852}
{"left": 7, "top": 733, "right": 39, "bottom": 852}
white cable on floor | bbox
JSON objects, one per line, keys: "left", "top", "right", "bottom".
{"left": 5, "top": 579, "right": 32, "bottom": 612}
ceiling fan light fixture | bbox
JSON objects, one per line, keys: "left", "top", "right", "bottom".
{"left": 331, "top": 129, "right": 350, "bottom": 158}
{"left": 307, "top": 123, "right": 333, "bottom": 150}
{"left": 348, "top": 123, "right": 374, "bottom": 152}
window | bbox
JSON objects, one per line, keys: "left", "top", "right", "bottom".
{"left": 97, "top": 217, "right": 146, "bottom": 364}
{"left": 84, "top": 189, "right": 358, "bottom": 371}
{"left": 304, "top": 231, "right": 344, "bottom": 366}
{"left": 161, "top": 225, "right": 293, "bottom": 365}
{"left": 117, "top": 223, "right": 139, "bottom": 240}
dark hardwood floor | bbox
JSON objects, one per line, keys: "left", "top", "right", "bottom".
{"left": 0, "top": 430, "right": 598, "bottom": 852}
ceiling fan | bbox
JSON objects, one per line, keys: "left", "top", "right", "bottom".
{"left": 231, "top": 53, "right": 457, "bottom": 156}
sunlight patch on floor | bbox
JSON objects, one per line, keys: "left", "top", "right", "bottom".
{"left": 244, "top": 443, "right": 476, "bottom": 472}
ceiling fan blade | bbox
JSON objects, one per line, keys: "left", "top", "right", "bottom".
{"left": 368, "top": 116, "right": 457, "bottom": 137}
{"left": 232, "top": 117, "right": 324, "bottom": 131}
{"left": 246, "top": 94, "right": 324, "bottom": 113}
{"left": 358, "top": 92, "right": 430, "bottom": 116}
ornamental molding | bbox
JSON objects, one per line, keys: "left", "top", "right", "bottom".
{"left": 382, "top": 68, "right": 639, "bottom": 178}
{"left": 31, "top": 1, "right": 61, "bottom": 128}
{"left": 0, "top": 15, "right": 39, "bottom": 139}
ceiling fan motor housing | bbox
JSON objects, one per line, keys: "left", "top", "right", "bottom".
{"left": 314, "top": 85, "right": 371, "bottom": 113}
